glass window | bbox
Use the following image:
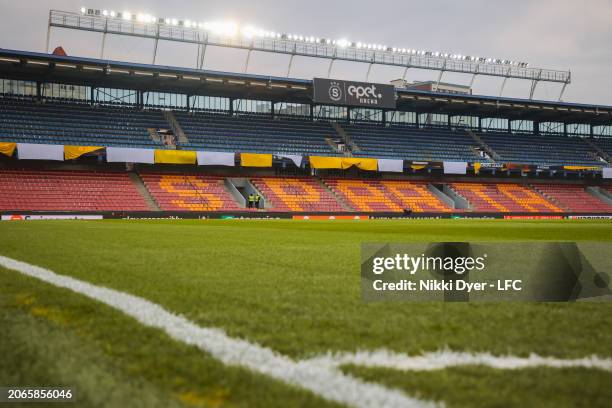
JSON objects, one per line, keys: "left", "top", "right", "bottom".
{"left": 234, "top": 99, "right": 271, "bottom": 115}
{"left": 95, "top": 87, "right": 137, "bottom": 105}
{"left": 190, "top": 95, "right": 229, "bottom": 112}
{"left": 274, "top": 102, "right": 310, "bottom": 118}
{"left": 386, "top": 111, "right": 416, "bottom": 125}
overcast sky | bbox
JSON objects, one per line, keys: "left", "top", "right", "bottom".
{"left": 1, "top": 0, "right": 611, "bottom": 105}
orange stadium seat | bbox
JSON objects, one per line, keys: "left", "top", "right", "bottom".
{"left": 323, "top": 179, "right": 452, "bottom": 212}
{"left": 251, "top": 177, "right": 345, "bottom": 212}
{"left": 0, "top": 169, "right": 149, "bottom": 211}
{"left": 140, "top": 173, "right": 248, "bottom": 212}
{"left": 531, "top": 184, "right": 612, "bottom": 213}
{"left": 449, "top": 182, "right": 560, "bottom": 212}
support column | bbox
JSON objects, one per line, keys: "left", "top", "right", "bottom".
{"left": 327, "top": 59, "right": 335, "bottom": 78}
{"left": 286, "top": 54, "right": 295, "bottom": 77}
{"left": 45, "top": 14, "right": 52, "bottom": 53}
{"left": 244, "top": 49, "right": 252, "bottom": 73}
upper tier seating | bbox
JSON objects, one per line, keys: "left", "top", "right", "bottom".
{"left": 175, "top": 112, "right": 338, "bottom": 155}
{"left": 449, "top": 182, "right": 561, "bottom": 213}
{"left": 343, "top": 124, "right": 481, "bottom": 161}
{"left": 592, "top": 137, "right": 612, "bottom": 157}
{"left": 0, "top": 169, "right": 149, "bottom": 211}
{"left": 323, "top": 179, "right": 452, "bottom": 212}
{"left": 250, "top": 176, "right": 345, "bottom": 212}
{"left": 479, "top": 132, "right": 601, "bottom": 166}
{"left": 531, "top": 184, "right": 612, "bottom": 213}
{"left": 0, "top": 98, "right": 167, "bottom": 148}
{"left": 139, "top": 173, "right": 248, "bottom": 211}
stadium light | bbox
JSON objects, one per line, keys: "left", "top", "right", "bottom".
{"left": 78, "top": 5, "right": 532, "bottom": 68}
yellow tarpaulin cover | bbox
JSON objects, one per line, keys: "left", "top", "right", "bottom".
{"left": 309, "top": 156, "right": 344, "bottom": 169}
{"left": 564, "top": 165, "right": 600, "bottom": 171}
{"left": 154, "top": 149, "right": 197, "bottom": 164}
{"left": 64, "top": 145, "right": 104, "bottom": 160}
{"left": 309, "top": 156, "right": 378, "bottom": 171}
{"left": 473, "top": 162, "right": 482, "bottom": 175}
{"left": 342, "top": 157, "right": 378, "bottom": 171}
{"left": 0, "top": 142, "right": 16, "bottom": 157}
{"left": 241, "top": 153, "right": 273, "bottom": 167}
{"left": 410, "top": 163, "right": 427, "bottom": 171}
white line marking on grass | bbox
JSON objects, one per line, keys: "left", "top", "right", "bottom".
{"left": 305, "top": 349, "right": 612, "bottom": 372}
{"left": 4, "top": 255, "right": 611, "bottom": 408}
{"left": 0, "top": 255, "right": 434, "bottom": 408}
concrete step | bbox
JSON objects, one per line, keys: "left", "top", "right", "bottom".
{"left": 129, "top": 172, "right": 161, "bottom": 211}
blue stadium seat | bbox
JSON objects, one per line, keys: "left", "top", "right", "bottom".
{"left": 479, "top": 131, "right": 602, "bottom": 166}
{"left": 175, "top": 112, "right": 340, "bottom": 156}
{"left": 0, "top": 97, "right": 167, "bottom": 148}
{"left": 343, "top": 123, "right": 482, "bottom": 162}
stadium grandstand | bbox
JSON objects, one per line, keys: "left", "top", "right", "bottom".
{"left": 0, "top": 10, "right": 611, "bottom": 219}
{"left": 2, "top": 5, "right": 612, "bottom": 408}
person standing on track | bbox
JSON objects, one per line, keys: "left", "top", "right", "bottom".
{"left": 248, "top": 193, "right": 255, "bottom": 208}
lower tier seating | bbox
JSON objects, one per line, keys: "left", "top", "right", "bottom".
{"left": 450, "top": 182, "right": 561, "bottom": 212}
{"left": 139, "top": 173, "right": 248, "bottom": 211}
{"left": 0, "top": 169, "right": 149, "bottom": 211}
{"left": 531, "top": 184, "right": 612, "bottom": 213}
{"left": 250, "top": 177, "right": 345, "bottom": 212}
{"left": 323, "top": 179, "right": 452, "bottom": 212}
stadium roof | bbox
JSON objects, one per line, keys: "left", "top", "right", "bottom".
{"left": 1, "top": 48, "right": 611, "bottom": 126}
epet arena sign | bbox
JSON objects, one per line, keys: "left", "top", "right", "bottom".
{"left": 313, "top": 78, "right": 396, "bottom": 109}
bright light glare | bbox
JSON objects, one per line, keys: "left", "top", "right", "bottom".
{"left": 208, "top": 21, "right": 238, "bottom": 36}
{"left": 79, "top": 7, "right": 526, "bottom": 66}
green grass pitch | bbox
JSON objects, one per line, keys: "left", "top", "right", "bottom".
{"left": 1, "top": 219, "right": 611, "bottom": 407}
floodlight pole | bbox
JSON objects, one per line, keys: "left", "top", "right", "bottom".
{"left": 196, "top": 32, "right": 208, "bottom": 70}
{"left": 244, "top": 48, "right": 252, "bottom": 73}
{"left": 529, "top": 69, "right": 542, "bottom": 100}
{"left": 469, "top": 64, "right": 480, "bottom": 89}
{"left": 327, "top": 48, "right": 337, "bottom": 78}
{"left": 558, "top": 72, "right": 571, "bottom": 101}
{"left": 434, "top": 61, "right": 447, "bottom": 91}
{"left": 365, "top": 62, "right": 374, "bottom": 82}
{"left": 286, "top": 42, "right": 297, "bottom": 77}
{"left": 286, "top": 54, "right": 294, "bottom": 77}
{"left": 498, "top": 66, "right": 512, "bottom": 97}
{"left": 365, "top": 53, "right": 375, "bottom": 81}
{"left": 327, "top": 58, "right": 335, "bottom": 78}
{"left": 152, "top": 25, "right": 160, "bottom": 64}
{"left": 45, "top": 12, "right": 52, "bottom": 53}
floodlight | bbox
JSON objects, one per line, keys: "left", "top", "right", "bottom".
{"left": 102, "top": 10, "right": 108, "bottom": 16}
{"left": 80, "top": 7, "right": 86, "bottom": 14}
{"left": 110, "top": 10, "right": 116, "bottom": 17}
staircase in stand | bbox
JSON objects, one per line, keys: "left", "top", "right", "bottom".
{"left": 129, "top": 172, "right": 161, "bottom": 211}
{"left": 466, "top": 129, "right": 501, "bottom": 161}
{"left": 163, "top": 111, "right": 189, "bottom": 144}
